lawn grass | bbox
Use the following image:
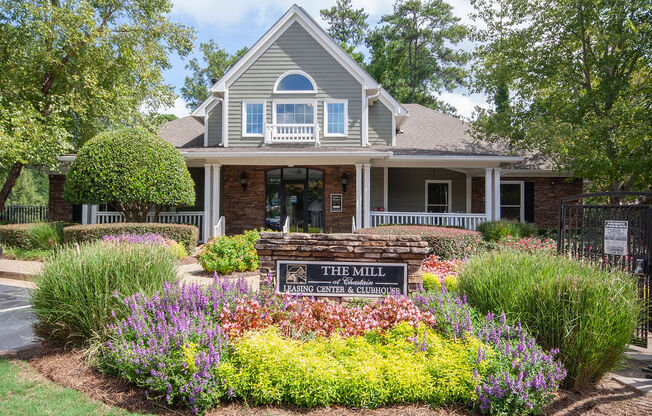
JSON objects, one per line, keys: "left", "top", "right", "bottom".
{"left": 2, "top": 246, "right": 53, "bottom": 261}
{"left": 0, "top": 358, "right": 143, "bottom": 416}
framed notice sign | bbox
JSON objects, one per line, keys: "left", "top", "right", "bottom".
{"left": 330, "top": 193, "right": 343, "bottom": 212}
{"left": 604, "top": 220, "right": 628, "bottom": 256}
{"left": 277, "top": 260, "right": 407, "bottom": 297}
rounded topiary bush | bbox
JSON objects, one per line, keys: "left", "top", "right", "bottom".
{"left": 458, "top": 251, "right": 640, "bottom": 390}
{"left": 64, "top": 128, "right": 195, "bottom": 222}
{"left": 31, "top": 241, "right": 178, "bottom": 345}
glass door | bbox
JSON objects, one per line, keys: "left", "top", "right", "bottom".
{"left": 265, "top": 168, "right": 324, "bottom": 233}
{"left": 284, "top": 181, "right": 305, "bottom": 232}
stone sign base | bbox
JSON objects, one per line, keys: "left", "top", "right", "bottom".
{"left": 256, "top": 232, "right": 429, "bottom": 301}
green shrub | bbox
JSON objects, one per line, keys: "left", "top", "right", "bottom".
{"left": 459, "top": 251, "right": 640, "bottom": 390}
{"left": 64, "top": 128, "right": 195, "bottom": 222}
{"left": 0, "top": 222, "right": 63, "bottom": 250}
{"left": 63, "top": 222, "right": 198, "bottom": 252}
{"left": 422, "top": 271, "right": 459, "bottom": 292}
{"left": 356, "top": 225, "right": 485, "bottom": 259}
{"left": 218, "top": 323, "right": 487, "bottom": 408}
{"left": 31, "top": 242, "right": 178, "bottom": 345}
{"left": 477, "top": 220, "right": 537, "bottom": 241}
{"left": 199, "top": 229, "right": 260, "bottom": 274}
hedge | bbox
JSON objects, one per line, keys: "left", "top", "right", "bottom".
{"left": 355, "top": 225, "right": 485, "bottom": 259}
{"left": 63, "top": 223, "right": 198, "bottom": 251}
{"left": 0, "top": 222, "right": 64, "bottom": 250}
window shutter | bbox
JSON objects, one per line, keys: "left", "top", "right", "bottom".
{"left": 524, "top": 182, "right": 535, "bottom": 223}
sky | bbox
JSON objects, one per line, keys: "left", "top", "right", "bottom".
{"left": 160, "top": 0, "right": 489, "bottom": 119}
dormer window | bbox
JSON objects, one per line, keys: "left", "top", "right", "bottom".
{"left": 274, "top": 71, "right": 317, "bottom": 93}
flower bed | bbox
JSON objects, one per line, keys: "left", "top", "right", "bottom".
{"left": 102, "top": 232, "right": 187, "bottom": 258}
{"left": 356, "top": 225, "right": 484, "bottom": 259}
{"left": 102, "top": 276, "right": 564, "bottom": 415}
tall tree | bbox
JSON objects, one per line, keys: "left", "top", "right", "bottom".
{"left": 0, "top": 0, "right": 194, "bottom": 211}
{"left": 471, "top": 0, "right": 652, "bottom": 196}
{"left": 181, "top": 41, "right": 248, "bottom": 109}
{"left": 366, "top": 0, "right": 469, "bottom": 114}
{"left": 320, "top": 0, "right": 369, "bottom": 63}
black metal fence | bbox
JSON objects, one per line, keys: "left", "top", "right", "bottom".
{"left": 0, "top": 205, "right": 49, "bottom": 223}
{"left": 558, "top": 192, "right": 652, "bottom": 347}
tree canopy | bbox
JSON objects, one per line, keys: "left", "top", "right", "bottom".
{"left": 366, "top": 0, "right": 469, "bottom": 114}
{"left": 471, "top": 0, "right": 652, "bottom": 194}
{"left": 64, "top": 128, "right": 195, "bottom": 222}
{"left": 181, "top": 41, "right": 248, "bottom": 109}
{"left": 0, "top": 0, "right": 194, "bottom": 211}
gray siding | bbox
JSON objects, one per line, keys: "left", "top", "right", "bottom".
{"left": 370, "top": 167, "right": 384, "bottom": 209}
{"left": 227, "top": 22, "right": 362, "bottom": 147}
{"left": 368, "top": 100, "right": 392, "bottom": 145}
{"left": 386, "top": 168, "right": 467, "bottom": 213}
{"left": 207, "top": 102, "right": 222, "bottom": 146}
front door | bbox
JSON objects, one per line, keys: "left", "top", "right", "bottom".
{"left": 265, "top": 168, "right": 324, "bottom": 233}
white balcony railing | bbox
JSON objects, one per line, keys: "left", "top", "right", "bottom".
{"left": 370, "top": 211, "right": 488, "bottom": 231}
{"left": 94, "top": 211, "right": 206, "bottom": 242}
{"left": 265, "top": 123, "right": 320, "bottom": 144}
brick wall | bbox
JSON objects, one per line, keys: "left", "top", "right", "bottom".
{"left": 48, "top": 175, "right": 72, "bottom": 222}
{"left": 471, "top": 176, "right": 583, "bottom": 228}
{"left": 223, "top": 165, "right": 356, "bottom": 234}
{"left": 256, "top": 232, "right": 429, "bottom": 299}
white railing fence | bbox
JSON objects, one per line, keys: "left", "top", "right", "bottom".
{"left": 351, "top": 216, "right": 356, "bottom": 233}
{"left": 370, "top": 212, "right": 488, "bottom": 231}
{"left": 265, "top": 124, "right": 320, "bottom": 144}
{"left": 94, "top": 211, "right": 206, "bottom": 242}
{"left": 213, "top": 216, "right": 225, "bottom": 238}
{"left": 282, "top": 216, "right": 290, "bottom": 234}
{"left": 0, "top": 204, "right": 48, "bottom": 223}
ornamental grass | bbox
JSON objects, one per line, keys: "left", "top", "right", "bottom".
{"left": 31, "top": 241, "right": 178, "bottom": 345}
{"left": 459, "top": 251, "right": 640, "bottom": 391}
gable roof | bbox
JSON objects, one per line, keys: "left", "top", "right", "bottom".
{"left": 191, "top": 4, "right": 407, "bottom": 118}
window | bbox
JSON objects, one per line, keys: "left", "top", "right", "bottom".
{"left": 324, "top": 99, "right": 348, "bottom": 136}
{"left": 274, "top": 101, "right": 316, "bottom": 125}
{"left": 425, "top": 180, "right": 451, "bottom": 213}
{"left": 500, "top": 181, "right": 524, "bottom": 221}
{"left": 273, "top": 71, "right": 317, "bottom": 93}
{"left": 242, "top": 101, "right": 265, "bottom": 136}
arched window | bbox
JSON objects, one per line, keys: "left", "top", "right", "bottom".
{"left": 273, "top": 71, "right": 317, "bottom": 93}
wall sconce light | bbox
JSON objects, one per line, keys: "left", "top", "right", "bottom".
{"left": 341, "top": 172, "right": 348, "bottom": 193}
{"left": 240, "top": 171, "right": 248, "bottom": 192}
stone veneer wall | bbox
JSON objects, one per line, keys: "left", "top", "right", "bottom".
{"left": 223, "top": 165, "right": 356, "bottom": 235}
{"left": 256, "top": 232, "right": 429, "bottom": 300}
{"left": 471, "top": 176, "right": 583, "bottom": 228}
{"left": 48, "top": 175, "right": 72, "bottom": 222}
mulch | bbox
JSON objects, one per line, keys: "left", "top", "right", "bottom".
{"left": 9, "top": 345, "right": 652, "bottom": 416}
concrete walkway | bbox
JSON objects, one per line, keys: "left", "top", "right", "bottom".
{"left": 0, "top": 258, "right": 259, "bottom": 289}
{"left": 610, "top": 341, "right": 652, "bottom": 397}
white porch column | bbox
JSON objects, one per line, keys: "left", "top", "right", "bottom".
{"left": 465, "top": 173, "right": 472, "bottom": 213}
{"left": 90, "top": 205, "right": 98, "bottom": 224}
{"left": 82, "top": 204, "right": 89, "bottom": 225}
{"left": 363, "top": 163, "right": 371, "bottom": 228}
{"left": 383, "top": 167, "right": 389, "bottom": 211}
{"left": 211, "top": 163, "right": 221, "bottom": 238}
{"left": 493, "top": 168, "right": 502, "bottom": 221}
{"left": 484, "top": 168, "right": 493, "bottom": 221}
{"left": 355, "top": 164, "right": 362, "bottom": 229}
{"left": 203, "top": 164, "right": 211, "bottom": 242}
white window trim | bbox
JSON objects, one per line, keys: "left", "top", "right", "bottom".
{"left": 323, "top": 99, "right": 348, "bottom": 137}
{"left": 500, "top": 180, "right": 525, "bottom": 222}
{"left": 273, "top": 70, "right": 317, "bottom": 94}
{"left": 272, "top": 99, "right": 318, "bottom": 125}
{"left": 241, "top": 100, "right": 266, "bottom": 137}
{"left": 424, "top": 180, "right": 452, "bottom": 213}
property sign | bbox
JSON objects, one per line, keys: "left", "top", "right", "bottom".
{"left": 330, "top": 193, "right": 342, "bottom": 212}
{"left": 276, "top": 260, "right": 407, "bottom": 297}
{"left": 604, "top": 220, "right": 628, "bottom": 256}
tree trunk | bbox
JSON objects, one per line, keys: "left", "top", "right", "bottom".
{"left": 0, "top": 162, "right": 24, "bottom": 212}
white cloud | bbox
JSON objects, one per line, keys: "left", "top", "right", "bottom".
{"left": 438, "top": 92, "right": 489, "bottom": 120}
{"left": 172, "top": 0, "right": 411, "bottom": 28}
{"left": 158, "top": 97, "right": 190, "bottom": 118}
